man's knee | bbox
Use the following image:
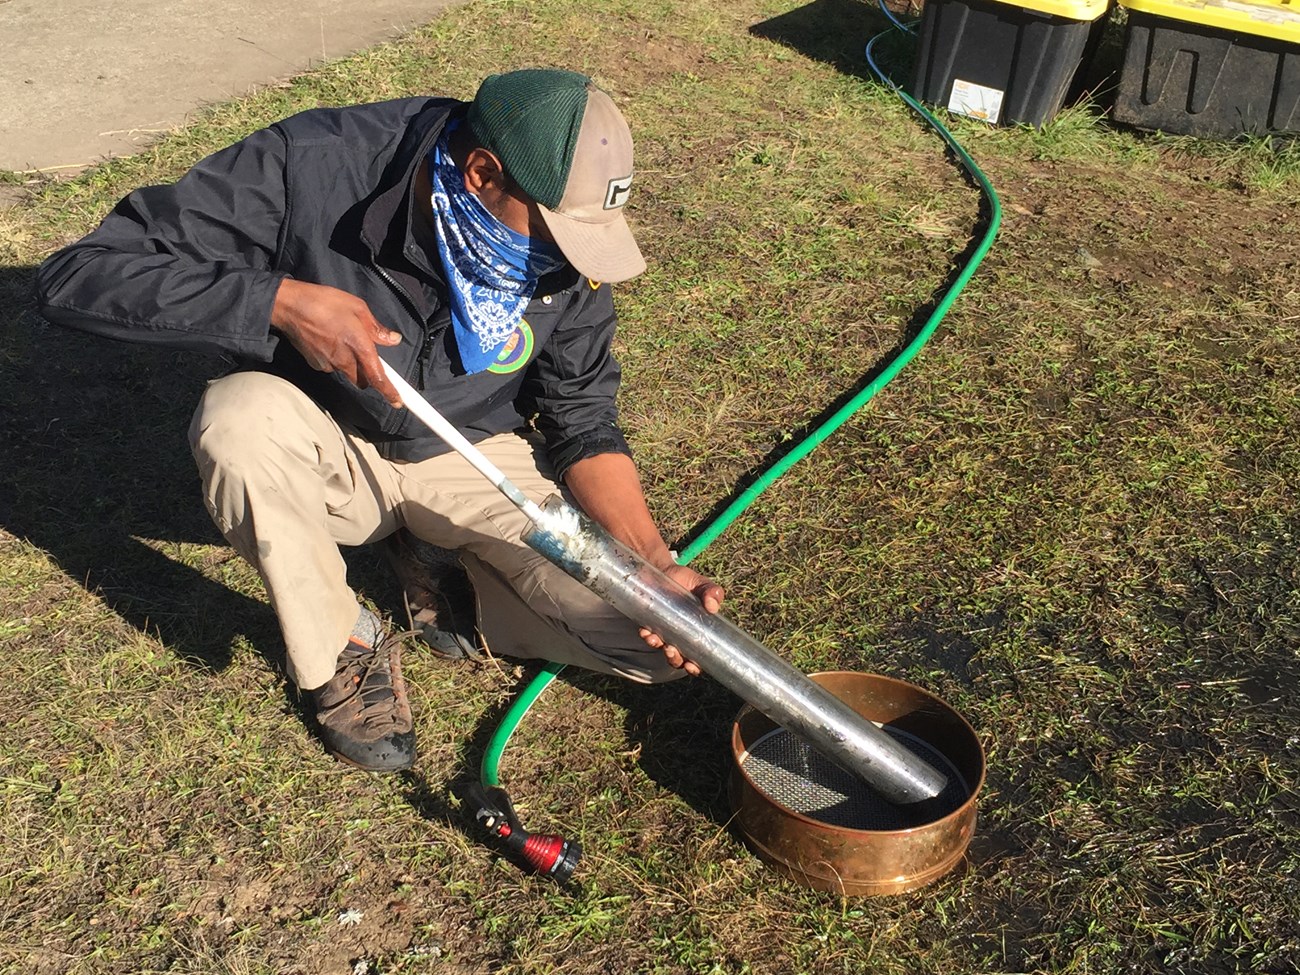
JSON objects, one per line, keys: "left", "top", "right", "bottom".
{"left": 188, "top": 371, "right": 304, "bottom": 463}
{"left": 188, "top": 371, "right": 338, "bottom": 536}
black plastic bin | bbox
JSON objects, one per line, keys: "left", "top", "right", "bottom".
{"left": 910, "top": 0, "right": 1111, "bottom": 127}
{"left": 1112, "top": 0, "right": 1300, "bottom": 137}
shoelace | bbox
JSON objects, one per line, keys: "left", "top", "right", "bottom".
{"left": 335, "top": 633, "right": 412, "bottom": 730}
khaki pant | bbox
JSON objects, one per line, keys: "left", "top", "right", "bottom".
{"left": 188, "top": 371, "right": 680, "bottom": 690}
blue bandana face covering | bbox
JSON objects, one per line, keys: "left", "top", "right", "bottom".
{"left": 427, "top": 123, "right": 567, "bottom": 374}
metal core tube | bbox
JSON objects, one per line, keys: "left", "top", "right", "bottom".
{"left": 377, "top": 364, "right": 946, "bottom": 804}
{"left": 522, "top": 495, "right": 949, "bottom": 805}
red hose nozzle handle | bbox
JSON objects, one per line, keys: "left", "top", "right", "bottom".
{"left": 468, "top": 783, "right": 582, "bottom": 883}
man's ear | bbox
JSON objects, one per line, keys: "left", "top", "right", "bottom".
{"left": 462, "top": 147, "right": 507, "bottom": 196}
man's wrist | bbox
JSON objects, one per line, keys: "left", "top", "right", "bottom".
{"left": 270, "top": 278, "right": 302, "bottom": 333}
{"left": 635, "top": 540, "right": 677, "bottom": 573}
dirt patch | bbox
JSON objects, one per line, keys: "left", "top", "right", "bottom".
{"left": 0, "top": 184, "right": 29, "bottom": 211}
{"left": 990, "top": 156, "right": 1299, "bottom": 296}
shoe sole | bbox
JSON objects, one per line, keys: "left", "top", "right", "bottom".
{"left": 325, "top": 747, "right": 415, "bottom": 773}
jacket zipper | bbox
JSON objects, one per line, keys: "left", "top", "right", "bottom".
{"left": 419, "top": 326, "right": 438, "bottom": 388}
{"left": 366, "top": 259, "right": 446, "bottom": 443}
{"left": 367, "top": 259, "right": 431, "bottom": 386}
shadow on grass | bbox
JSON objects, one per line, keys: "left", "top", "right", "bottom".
{"left": 570, "top": 668, "right": 738, "bottom": 823}
{"left": 392, "top": 663, "right": 736, "bottom": 890}
{"left": 1, "top": 266, "right": 404, "bottom": 678}
{"left": 749, "top": 0, "right": 894, "bottom": 83}
{"left": 0, "top": 265, "right": 284, "bottom": 671}
{"left": 439, "top": 662, "right": 738, "bottom": 844}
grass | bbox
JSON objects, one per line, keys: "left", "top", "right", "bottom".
{"left": 3, "top": 0, "right": 1300, "bottom": 972}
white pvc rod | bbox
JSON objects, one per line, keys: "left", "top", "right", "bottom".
{"left": 380, "top": 360, "right": 543, "bottom": 520}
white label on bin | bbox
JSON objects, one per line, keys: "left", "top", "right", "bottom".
{"left": 949, "top": 78, "right": 1004, "bottom": 124}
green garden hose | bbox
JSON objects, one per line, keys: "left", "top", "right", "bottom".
{"left": 480, "top": 16, "right": 1003, "bottom": 790}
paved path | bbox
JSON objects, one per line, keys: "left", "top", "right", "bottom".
{"left": 0, "top": 0, "right": 460, "bottom": 171}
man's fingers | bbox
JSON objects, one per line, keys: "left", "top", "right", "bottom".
{"left": 646, "top": 631, "right": 701, "bottom": 676}
{"left": 698, "top": 582, "right": 725, "bottom": 614}
{"left": 368, "top": 318, "right": 402, "bottom": 346}
{"left": 356, "top": 346, "right": 402, "bottom": 408}
{"left": 663, "top": 644, "right": 701, "bottom": 676}
{"left": 354, "top": 315, "right": 402, "bottom": 406}
{"left": 374, "top": 373, "right": 402, "bottom": 409}
{"left": 638, "top": 626, "right": 664, "bottom": 650}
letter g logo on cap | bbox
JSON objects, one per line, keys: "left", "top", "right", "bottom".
{"left": 604, "top": 175, "right": 633, "bottom": 210}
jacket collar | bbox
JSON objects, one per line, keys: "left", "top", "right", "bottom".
{"left": 358, "top": 98, "right": 461, "bottom": 284}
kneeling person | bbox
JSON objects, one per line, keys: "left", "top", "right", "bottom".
{"left": 35, "top": 68, "right": 723, "bottom": 771}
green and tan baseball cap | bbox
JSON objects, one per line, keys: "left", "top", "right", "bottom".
{"left": 467, "top": 68, "right": 646, "bottom": 283}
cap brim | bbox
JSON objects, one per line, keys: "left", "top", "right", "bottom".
{"left": 538, "top": 205, "right": 646, "bottom": 285}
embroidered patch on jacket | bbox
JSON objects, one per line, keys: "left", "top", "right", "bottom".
{"left": 486, "top": 320, "right": 535, "bottom": 375}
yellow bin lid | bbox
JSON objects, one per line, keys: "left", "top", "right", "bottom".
{"left": 998, "top": 0, "right": 1111, "bottom": 21}
{"left": 1117, "top": 0, "right": 1300, "bottom": 43}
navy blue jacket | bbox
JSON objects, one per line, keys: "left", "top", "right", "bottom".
{"left": 35, "top": 97, "right": 631, "bottom": 473}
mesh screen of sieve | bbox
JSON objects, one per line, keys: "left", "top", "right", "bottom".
{"left": 740, "top": 726, "right": 968, "bottom": 830}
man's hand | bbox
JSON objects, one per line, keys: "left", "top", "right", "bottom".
{"left": 561, "top": 453, "right": 726, "bottom": 677}
{"left": 271, "top": 279, "right": 403, "bottom": 407}
{"left": 638, "top": 562, "right": 725, "bottom": 677}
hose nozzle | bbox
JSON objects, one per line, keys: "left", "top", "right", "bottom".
{"left": 466, "top": 782, "right": 582, "bottom": 883}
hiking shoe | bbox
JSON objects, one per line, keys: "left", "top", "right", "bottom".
{"left": 414, "top": 582, "right": 484, "bottom": 661}
{"left": 311, "top": 628, "right": 415, "bottom": 772}
{"left": 382, "top": 530, "right": 486, "bottom": 662}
